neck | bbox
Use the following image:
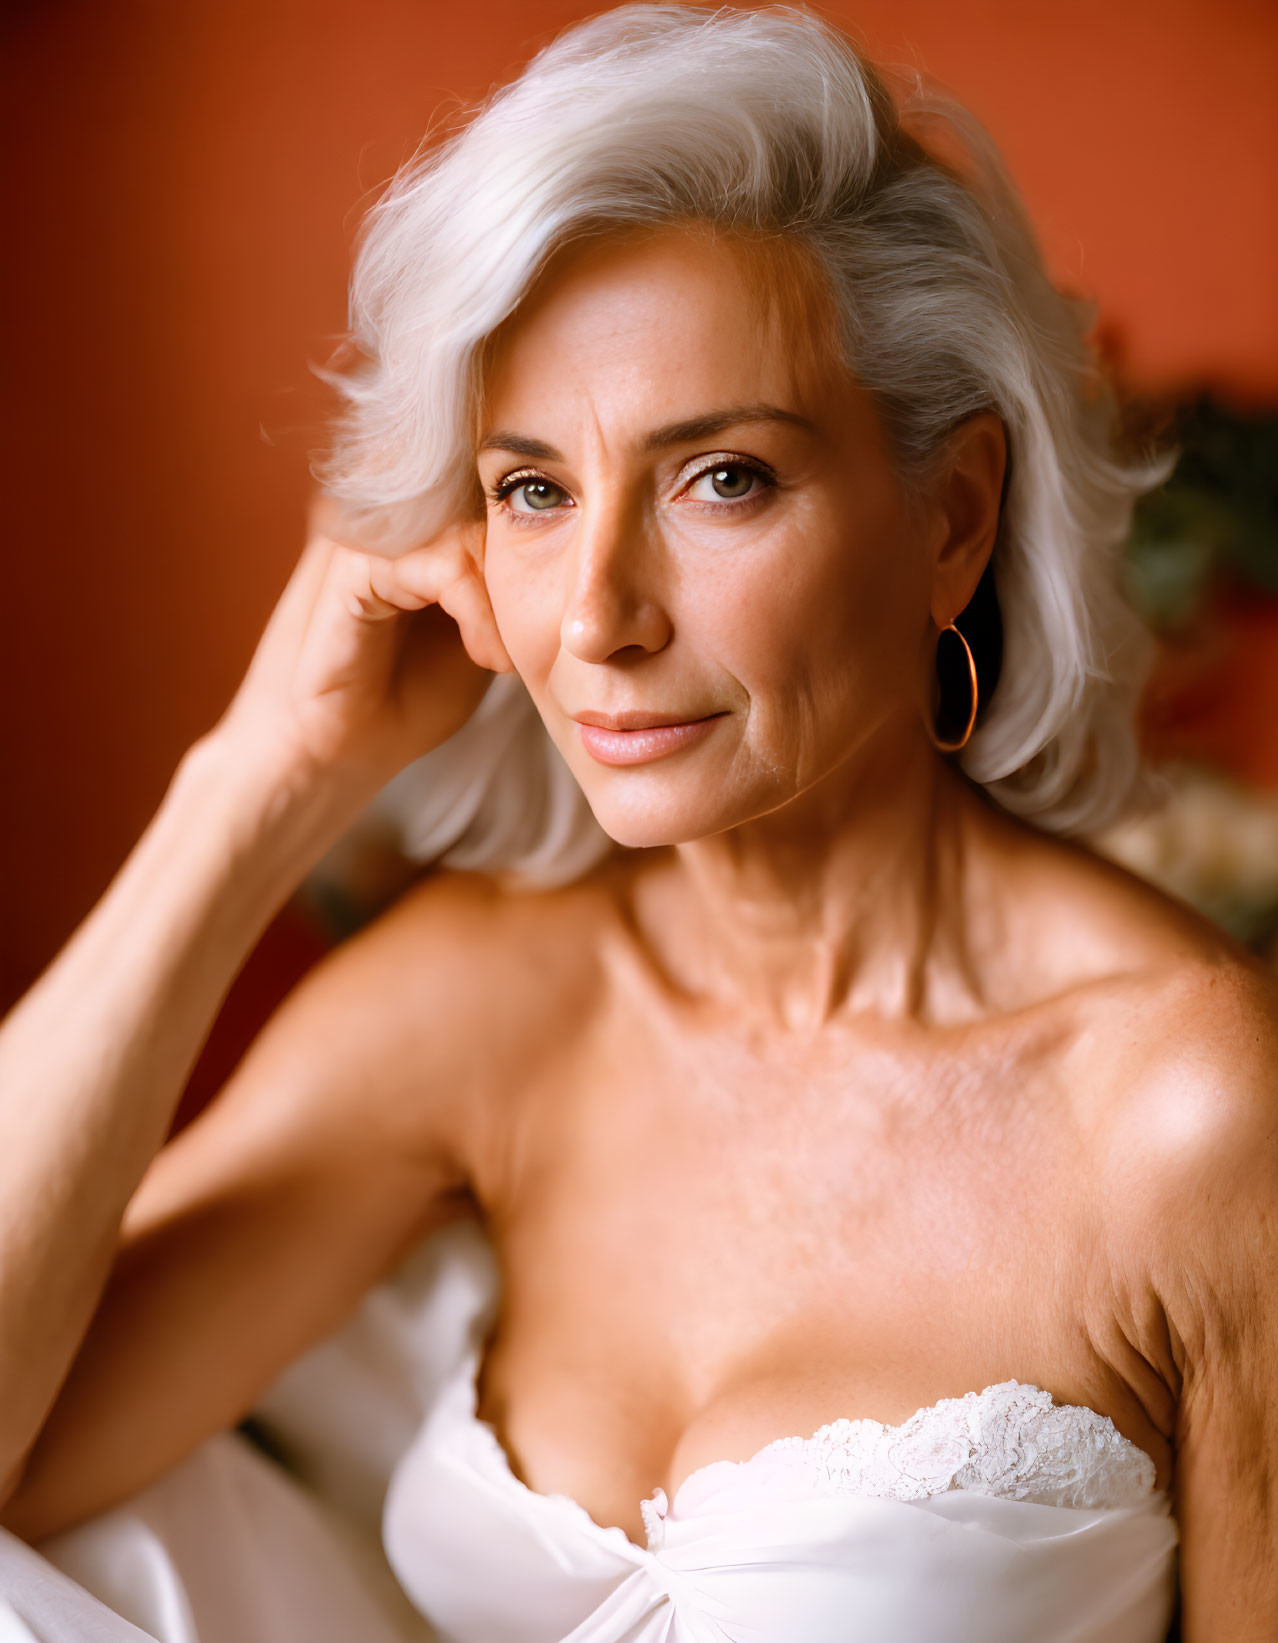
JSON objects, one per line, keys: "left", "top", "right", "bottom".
{"left": 640, "top": 727, "right": 986, "bottom": 1036}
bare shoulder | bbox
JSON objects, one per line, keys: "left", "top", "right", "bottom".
{"left": 971, "top": 797, "right": 1277, "bottom": 1229}
{"left": 991, "top": 806, "right": 1278, "bottom": 1156}
{"left": 1021, "top": 820, "right": 1278, "bottom": 1361}
{"left": 1034, "top": 889, "right": 1278, "bottom": 1635}
{"left": 1090, "top": 944, "right": 1278, "bottom": 1201}
{"left": 999, "top": 815, "right": 1278, "bottom": 1610}
{"left": 340, "top": 854, "right": 627, "bottom": 1190}
{"left": 973, "top": 790, "right": 1264, "bottom": 997}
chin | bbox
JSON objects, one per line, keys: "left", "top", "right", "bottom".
{"left": 578, "top": 784, "right": 762, "bottom": 851}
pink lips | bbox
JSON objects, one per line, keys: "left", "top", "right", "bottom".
{"left": 574, "top": 713, "right": 726, "bottom": 766}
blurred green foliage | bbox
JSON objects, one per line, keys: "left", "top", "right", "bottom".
{"left": 1122, "top": 394, "right": 1278, "bottom": 631}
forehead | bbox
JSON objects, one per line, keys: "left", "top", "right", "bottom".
{"left": 477, "top": 222, "right": 850, "bottom": 435}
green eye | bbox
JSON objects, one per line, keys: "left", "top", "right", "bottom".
{"left": 487, "top": 470, "right": 570, "bottom": 518}
{"left": 501, "top": 476, "right": 565, "bottom": 512}
{"left": 486, "top": 454, "right": 776, "bottom": 526}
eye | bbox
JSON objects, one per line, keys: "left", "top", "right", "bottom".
{"left": 483, "top": 453, "right": 776, "bottom": 526}
{"left": 487, "top": 471, "right": 568, "bottom": 516}
{"left": 683, "top": 458, "right": 774, "bottom": 508}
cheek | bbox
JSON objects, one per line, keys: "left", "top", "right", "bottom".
{"left": 717, "top": 520, "right": 923, "bottom": 775}
{"left": 482, "top": 552, "right": 558, "bottom": 679}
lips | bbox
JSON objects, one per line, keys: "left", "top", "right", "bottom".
{"left": 573, "top": 712, "right": 727, "bottom": 767}
{"left": 572, "top": 709, "right": 719, "bottom": 730}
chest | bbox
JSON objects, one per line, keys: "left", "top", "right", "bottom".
{"left": 464, "top": 1006, "right": 1139, "bottom": 1543}
{"left": 504, "top": 997, "right": 1087, "bottom": 1290}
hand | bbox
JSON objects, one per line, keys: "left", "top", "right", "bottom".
{"left": 206, "top": 493, "right": 516, "bottom": 799}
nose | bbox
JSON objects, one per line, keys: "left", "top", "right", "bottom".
{"left": 559, "top": 500, "right": 672, "bottom": 663}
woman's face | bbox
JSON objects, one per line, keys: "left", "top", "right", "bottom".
{"left": 475, "top": 223, "right": 942, "bottom": 850}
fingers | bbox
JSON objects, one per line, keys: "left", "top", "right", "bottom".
{"left": 249, "top": 492, "right": 375, "bottom": 674}
{"left": 299, "top": 505, "right": 507, "bottom": 656}
{"left": 434, "top": 562, "right": 515, "bottom": 674}
{"left": 288, "top": 522, "right": 513, "bottom": 704}
{"left": 387, "top": 532, "right": 515, "bottom": 675}
{"left": 338, "top": 552, "right": 434, "bottom": 622}
{"left": 238, "top": 532, "right": 340, "bottom": 697}
{"left": 291, "top": 541, "right": 422, "bottom": 695}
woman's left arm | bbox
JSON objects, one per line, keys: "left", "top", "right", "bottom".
{"left": 1139, "top": 962, "right": 1278, "bottom": 1642}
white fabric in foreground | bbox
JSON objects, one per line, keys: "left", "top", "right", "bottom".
{"left": 383, "top": 1233, "right": 1180, "bottom": 1643}
{"left": 0, "top": 1432, "right": 429, "bottom": 1643}
{"left": 0, "top": 1216, "right": 1179, "bottom": 1641}
{"left": 0, "top": 1216, "right": 492, "bottom": 1643}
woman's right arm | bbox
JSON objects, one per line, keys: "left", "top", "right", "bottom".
{"left": 0, "top": 500, "right": 514, "bottom": 1527}
{"left": 0, "top": 735, "right": 359, "bottom": 1510}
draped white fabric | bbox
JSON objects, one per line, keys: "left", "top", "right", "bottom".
{"left": 1, "top": 1432, "right": 430, "bottom": 1643}
{"left": 383, "top": 1293, "right": 1180, "bottom": 1643}
{"left": 0, "top": 1216, "right": 1179, "bottom": 1641}
{"left": 0, "top": 1217, "right": 490, "bottom": 1643}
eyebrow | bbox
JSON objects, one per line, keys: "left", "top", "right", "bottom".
{"left": 476, "top": 402, "right": 818, "bottom": 461}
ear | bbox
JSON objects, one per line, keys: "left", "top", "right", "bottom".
{"left": 926, "top": 411, "right": 1007, "bottom": 628}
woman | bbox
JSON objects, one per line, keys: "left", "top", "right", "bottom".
{"left": 1, "top": 4, "right": 1274, "bottom": 1639}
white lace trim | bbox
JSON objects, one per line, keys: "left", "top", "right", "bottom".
{"left": 638, "top": 1380, "right": 1158, "bottom": 1542}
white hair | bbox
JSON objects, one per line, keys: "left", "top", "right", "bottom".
{"left": 311, "top": 1, "right": 1177, "bottom": 885}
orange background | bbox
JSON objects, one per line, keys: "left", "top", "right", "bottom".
{"left": 3, "top": 0, "right": 1277, "bottom": 1021}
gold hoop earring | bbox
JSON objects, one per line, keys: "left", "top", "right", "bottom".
{"left": 930, "top": 620, "right": 978, "bottom": 752}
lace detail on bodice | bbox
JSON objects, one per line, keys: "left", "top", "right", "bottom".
{"left": 638, "top": 1380, "right": 1157, "bottom": 1541}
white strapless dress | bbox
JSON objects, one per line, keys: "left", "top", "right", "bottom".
{"left": 0, "top": 1216, "right": 1179, "bottom": 1643}
{"left": 382, "top": 1313, "right": 1179, "bottom": 1642}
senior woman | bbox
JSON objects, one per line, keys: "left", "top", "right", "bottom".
{"left": 0, "top": 5, "right": 1274, "bottom": 1641}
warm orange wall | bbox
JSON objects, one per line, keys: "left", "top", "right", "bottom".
{"left": 3, "top": 1, "right": 1276, "bottom": 1006}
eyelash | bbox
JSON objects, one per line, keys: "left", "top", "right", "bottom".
{"left": 484, "top": 455, "right": 777, "bottom": 526}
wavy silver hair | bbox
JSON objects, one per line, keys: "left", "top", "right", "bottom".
{"left": 311, "top": 1, "right": 1176, "bottom": 885}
